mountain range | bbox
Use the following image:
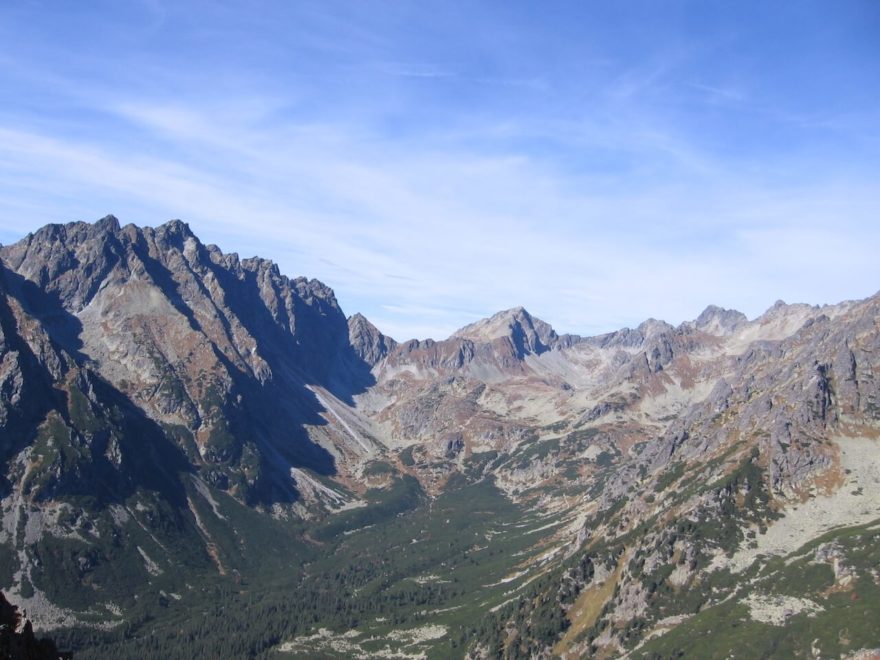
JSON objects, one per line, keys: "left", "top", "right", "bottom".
{"left": 0, "top": 216, "right": 878, "bottom": 659}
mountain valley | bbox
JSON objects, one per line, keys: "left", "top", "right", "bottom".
{"left": 0, "top": 217, "right": 878, "bottom": 659}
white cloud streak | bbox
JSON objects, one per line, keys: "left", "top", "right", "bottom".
{"left": 1, "top": 3, "right": 878, "bottom": 339}
{"left": 2, "top": 102, "right": 877, "bottom": 342}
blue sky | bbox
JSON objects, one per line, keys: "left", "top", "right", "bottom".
{"left": 1, "top": 1, "right": 878, "bottom": 340}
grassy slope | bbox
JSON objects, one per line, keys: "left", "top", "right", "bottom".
{"left": 635, "top": 521, "right": 880, "bottom": 659}
{"left": 50, "top": 471, "right": 567, "bottom": 659}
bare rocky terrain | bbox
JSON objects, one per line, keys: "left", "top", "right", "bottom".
{"left": 0, "top": 217, "right": 878, "bottom": 658}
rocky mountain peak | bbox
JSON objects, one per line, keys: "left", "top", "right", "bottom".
{"left": 453, "top": 306, "right": 558, "bottom": 359}
{"left": 94, "top": 213, "right": 121, "bottom": 232}
{"left": 636, "top": 318, "right": 674, "bottom": 336}
{"left": 758, "top": 298, "right": 818, "bottom": 320}
{"left": 348, "top": 313, "right": 396, "bottom": 366}
{"left": 0, "top": 216, "right": 369, "bottom": 505}
{"left": 158, "top": 218, "right": 193, "bottom": 236}
{"left": 752, "top": 298, "right": 824, "bottom": 338}
{"left": 26, "top": 215, "right": 120, "bottom": 248}
{"left": 693, "top": 304, "right": 748, "bottom": 336}
{"left": 451, "top": 306, "right": 558, "bottom": 356}
{"left": 145, "top": 219, "right": 199, "bottom": 255}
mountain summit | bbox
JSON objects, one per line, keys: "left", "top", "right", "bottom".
{"left": 452, "top": 306, "right": 560, "bottom": 356}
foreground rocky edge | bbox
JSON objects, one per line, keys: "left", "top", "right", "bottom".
{"left": 0, "top": 216, "right": 878, "bottom": 658}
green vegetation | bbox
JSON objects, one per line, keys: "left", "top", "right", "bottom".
{"left": 653, "top": 460, "right": 686, "bottom": 493}
{"left": 399, "top": 445, "right": 416, "bottom": 466}
{"left": 313, "top": 476, "right": 423, "bottom": 541}
{"left": 48, "top": 473, "right": 568, "bottom": 659}
{"left": 18, "top": 407, "right": 879, "bottom": 660}
{"left": 508, "top": 433, "right": 554, "bottom": 469}
{"left": 67, "top": 384, "right": 103, "bottom": 434}
{"left": 362, "top": 460, "right": 395, "bottom": 477}
{"left": 636, "top": 524, "right": 880, "bottom": 659}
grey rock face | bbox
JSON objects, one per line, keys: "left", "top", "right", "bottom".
{"left": 4, "top": 217, "right": 877, "bottom": 514}
{"left": 693, "top": 304, "right": 748, "bottom": 335}
{"left": 452, "top": 306, "right": 569, "bottom": 357}
{"left": 348, "top": 313, "right": 397, "bottom": 366}
{"left": 0, "top": 217, "right": 375, "bottom": 508}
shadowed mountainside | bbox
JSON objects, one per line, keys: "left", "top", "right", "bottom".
{"left": 1, "top": 217, "right": 878, "bottom": 658}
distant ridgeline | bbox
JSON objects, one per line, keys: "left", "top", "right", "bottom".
{"left": 0, "top": 217, "right": 879, "bottom": 658}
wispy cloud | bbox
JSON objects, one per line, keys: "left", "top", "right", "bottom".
{"left": 0, "top": 2, "right": 877, "bottom": 339}
{"left": 688, "top": 82, "right": 746, "bottom": 104}
{"left": 378, "top": 63, "right": 456, "bottom": 79}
